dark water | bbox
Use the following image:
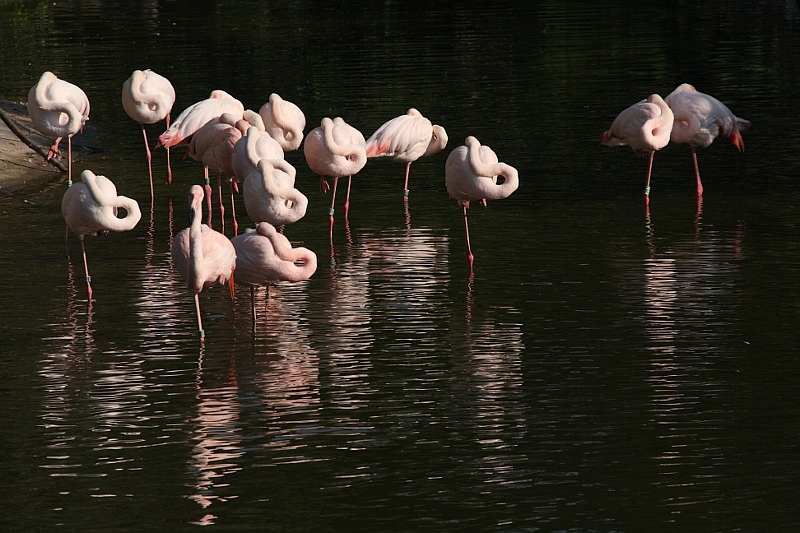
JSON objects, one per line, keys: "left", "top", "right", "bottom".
{"left": 2, "top": 1, "right": 800, "bottom": 531}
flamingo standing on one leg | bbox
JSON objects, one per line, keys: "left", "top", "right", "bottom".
{"left": 304, "top": 117, "right": 366, "bottom": 238}
{"left": 242, "top": 159, "right": 308, "bottom": 228}
{"left": 122, "top": 69, "right": 176, "bottom": 197}
{"left": 171, "top": 185, "right": 237, "bottom": 344}
{"left": 445, "top": 136, "right": 519, "bottom": 270}
{"left": 258, "top": 93, "right": 306, "bottom": 152}
{"left": 365, "top": 108, "right": 447, "bottom": 199}
{"left": 27, "top": 71, "right": 90, "bottom": 186}
{"left": 601, "top": 94, "right": 674, "bottom": 205}
{"left": 231, "top": 221, "right": 317, "bottom": 323}
{"left": 62, "top": 170, "right": 142, "bottom": 299}
{"left": 664, "top": 83, "right": 751, "bottom": 198}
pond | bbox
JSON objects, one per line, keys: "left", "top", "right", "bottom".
{"left": 2, "top": 1, "right": 800, "bottom": 531}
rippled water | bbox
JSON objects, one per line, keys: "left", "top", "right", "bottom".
{"left": 2, "top": 1, "right": 800, "bottom": 531}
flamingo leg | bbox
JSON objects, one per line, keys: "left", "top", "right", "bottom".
{"left": 403, "top": 162, "right": 411, "bottom": 200}
{"left": 194, "top": 293, "right": 205, "bottom": 344}
{"left": 644, "top": 151, "right": 655, "bottom": 206}
{"left": 344, "top": 175, "right": 352, "bottom": 218}
{"left": 217, "top": 172, "right": 225, "bottom": 235}
{"left": 329, "top": 176, "right": 339, "bottom": 240}
{"left": 319, "top": 176, "right": 330, "bottom": 193}
{"left": 47, "top": 137, "right": 62, "bottom": 160}
{"left": 67, "top": 136, "right": 73, "bottom": 187}
{"left": 462, "top": 203, "right": 474, "bottom": 269}
{"left": 80, "top": 237, "right": 93, "bottom": 301}
{"left": 142, "top": 124, "right": 154, "bottom": 199}
{"left": 165, "top": 113, "right": 173, "bottom": 185}
{"left": 230, "top": 180, "right": 239, "bottom": 236}
{"left": 203, "top": 167, "right": 213, "bottom": 228}
{"left": 691, "top": 146, "right": 704, "bottom": 197}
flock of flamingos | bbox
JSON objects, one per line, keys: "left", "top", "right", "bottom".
{"left": 24, "top": 69, "right": 749, "bottom": 342}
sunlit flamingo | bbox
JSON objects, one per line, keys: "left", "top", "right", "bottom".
{"left": 231, "top": 221, "right": 317, "bottom": 321}
{"left": 242, "top": 159, "right": 308, "bottom": 228}
{"left": 664, "top": 83, "right": 751, "bottom": 198}
{"left": 122, "top": 69, "right": 176, "bottom": 196}
{"left": 445, "top": 136, "right": 519, "bottom": 269}
{"left": 365, "top": 108, "right": 448, "bottom": 199}
{"left": 157, "top": 89, "right": 244, "bottom": 188}
{"left": 258, "top": 93, "right": 306, "bottom": 152}
{"left": 303, "top": 117, "right": 367, "bottom": 237}
{"left": 231, "top": 125, "right": 285, "bottom": 181}
{"left": 171, "top": 185, "right": 236, "bottom": 344}
{"left": 188, "top": 110, "right": 263, "bottom": 234}
{"left": 62, "top": 170, "right": 142, "bottom": 299}
{"left": 27, "top": 71, "right": 90, "bottom": 186}
{"left": 601, "top": 94, "right": 674, "bottom": 205}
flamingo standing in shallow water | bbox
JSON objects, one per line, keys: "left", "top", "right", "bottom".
{"left": 601, "top": 94, "right": 674, "bottom": 205}
{"left": 122, "top": 69, "right": 176, "bottom": 197}
{"left": 171, "top": 185, "right": 237, "bottom": 344}
{"left": 28, "top": 71, "right": 90, "bottom": 186}
{"left": 258, "top": 93, "right": 306, "bottom": 152}
{"left": 664, "top": 83, "right": 751, "bottom": 198}
{"left": 365, "top": 108, "right": 448, "bottom": 199}
{"left": 303, "top": 117, "right": 367, "bottom": 238}
{"left": 231, "top": 221, "right": 317, "bottom": 322}
{"left": 62, "top": 170, "right": 142, "bottom": 299}
{"left": 242, "top": 159, "right": 308, "bottom": 229}
{"left": 445, "top": 136, "right": 519, "bottom": 269}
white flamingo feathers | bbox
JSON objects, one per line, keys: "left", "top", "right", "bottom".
{"left": 445, "top": 136, "right": 519, "bottom": 269}
{"left": 303, "top": 117, "right": 367, "bottom": 238}
{"left": 171, "top": 185, "right": 237, "bottom": 344}
{"left": 28, "top": 71, "right": 90, "bottom": 186}
{"left": 242, "top": 159, "right": 308, "bottom": 228}
{"left": 122, "top": 69, "right": 176, "bottom": 197}
{"left": 62, "top": 170, "right": 142, "bottom": 299}
{"left": 258, "top": 93, "right": 306, "bottom": 152}
{"left": 664, "top": 83, "right": 751, "bottom": 198}
{"left": 231, "top": 221, "right": 317, "bottom": 321}
{"left": 601, "top": 94, "right": 674, "bottom": 205}
{"left": 365, "top": 108, "right": 448, "bottom": 199}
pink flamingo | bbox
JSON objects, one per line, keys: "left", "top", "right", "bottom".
{"left": 157, "top": 89, "right": 244, "bottom": 188}
{"left": 365, "top": 108, "right": 448, "bottom": 199}
{"left": 188, "top": 110, "right": 263, "bottom": 234}
{"left": 601, "top": 94, "right": 674, "bottom": 205}
{"left": 664, "top": 83, "right": 751, "bottom": 198}
{"left": 231, "top": 221, "right": 317, "bottom": 322}
{"left": 122, "top": 69, "right": 176, "bottom": 197}
{"left": 242, "top": 159, "right": 308, "bottom": 228}
{"left": 445, "top": 136, "right": 519, "bottom": 269}
{"left": 171, "top": 185, "right": 237, "bottom": 344}
{"left": 231, "top": 125, "right": 285, "bottom": 180}
{"left": 258, "top": 93, "right": 306, "bottom": 152}
{"left": 303, "top": 117, "right": 367, "bottom": 238}
{"left": 27, "top": 71, "right": 90, "bottom": 186}
{"left": 62, "top": 170, "right": 142, "bottom": 299}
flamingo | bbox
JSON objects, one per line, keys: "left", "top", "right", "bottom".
{"left": 157, "top": 89, "right": 244, "bottom": 190}
{"left": 365, "top": 108, "right": 448, "bottom": 199}
{"left": 122, "top": 69, "right": 176, "bottom": 197}
{"left": 303, "top": 117, "right": 367, "bottom": 237}
{"left": 242, "top": 159, "right": 308, "bottom": 228}
{"left": 171, "top": 185, "right": 237, "bottom": 344}
{"left": 231, "top": 221, "right": 317, "bottom": 322}
{"left": 601, "top": 94, "right": 674, "bottom": 205}
{"left": 231, "top": 125, "right": 285, "bottom": 182}
{"left": 258, "top": 93, "right": 306, "bottom": 152}
{"left": 188, "top": 110, "right": 263, "bottom": 234}
{"left": 664, "top": 83, "right": 751, "bottom": 198}
{"left": 27, "top": 71, "right": 90, "bottom": 186}
{"left": 445, "top": 136, "right": 519, "bottom": 269}
{"left": 62, "top": 170, "right": 142, "bottom": 299}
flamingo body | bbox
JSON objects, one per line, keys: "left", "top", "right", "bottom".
{"left": 242, "top": 159, "right": 308, "bottom": 227}
{"left": 259, "top": 93, "right": 306, "bottom": 152}
{"left": 158, "top": 90, "right": 244, "bottom": 149}
{"left": 231, "top": 126, "right": 286, "bottom": 182}
{"left": 122, "top": 69, "right": 175, "bottom": 125}
{"left": 231, "top": 222, "right": 317, "bottom": 286}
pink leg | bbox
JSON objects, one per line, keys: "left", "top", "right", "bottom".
{"left": 644, "top": 151, "right": 655, "bottom": 206}
{"left": 344, "top": 176, "right": 352, "bottom": 218}
{"left": 217, "top": 172, "right": 225, "bottom": 235}
{"left": 194, "top": 293, "right": 205, "bottom": 344}
{"left": 80, "top": 237, "right": 93, "bottom": 301}
{"left": 67, "top": 137, "right": 73, "bottom": 186}
{"left": 403, "top": 162, "right": 411, "bottom": 200}
{"left": 691, "top": 146, "right": 704, "bottom": 197}
{"left": 204, "top": 167, "right": 213, "bottom": 228}
{"left": 165, "top": 114, "right": 173, "bottom": 185}
{"left": 329, "top": 176, "right": 339, "bottom": 240}
{"left": 462, "top": 204, "right": 474, "bottom": 269}
{"left": 47, "top": 137, "right": 62, "bottom": 160}
{"left": 230, "top": 180, "right": 239, "bottom": 236}
{"left": 319, "top": 176, "right": 330, "bottom": 193}
{"left": 142, "top": 124, "right": 154, "bottom": 199}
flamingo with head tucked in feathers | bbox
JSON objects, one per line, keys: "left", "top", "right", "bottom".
{"left": 122, "top": 69, "right": 176, "bottom": 197}
{"left": 242, "top": 159, "right": 308, "bottom": 229}
{"left": 601, "top": 93, "right": 674, "bottom": 205}
{"left": 28, "top": 71, "right": 90, "bottom": 186}
{"left": 258, "top": 93, "right": 306, "bottom": 152}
